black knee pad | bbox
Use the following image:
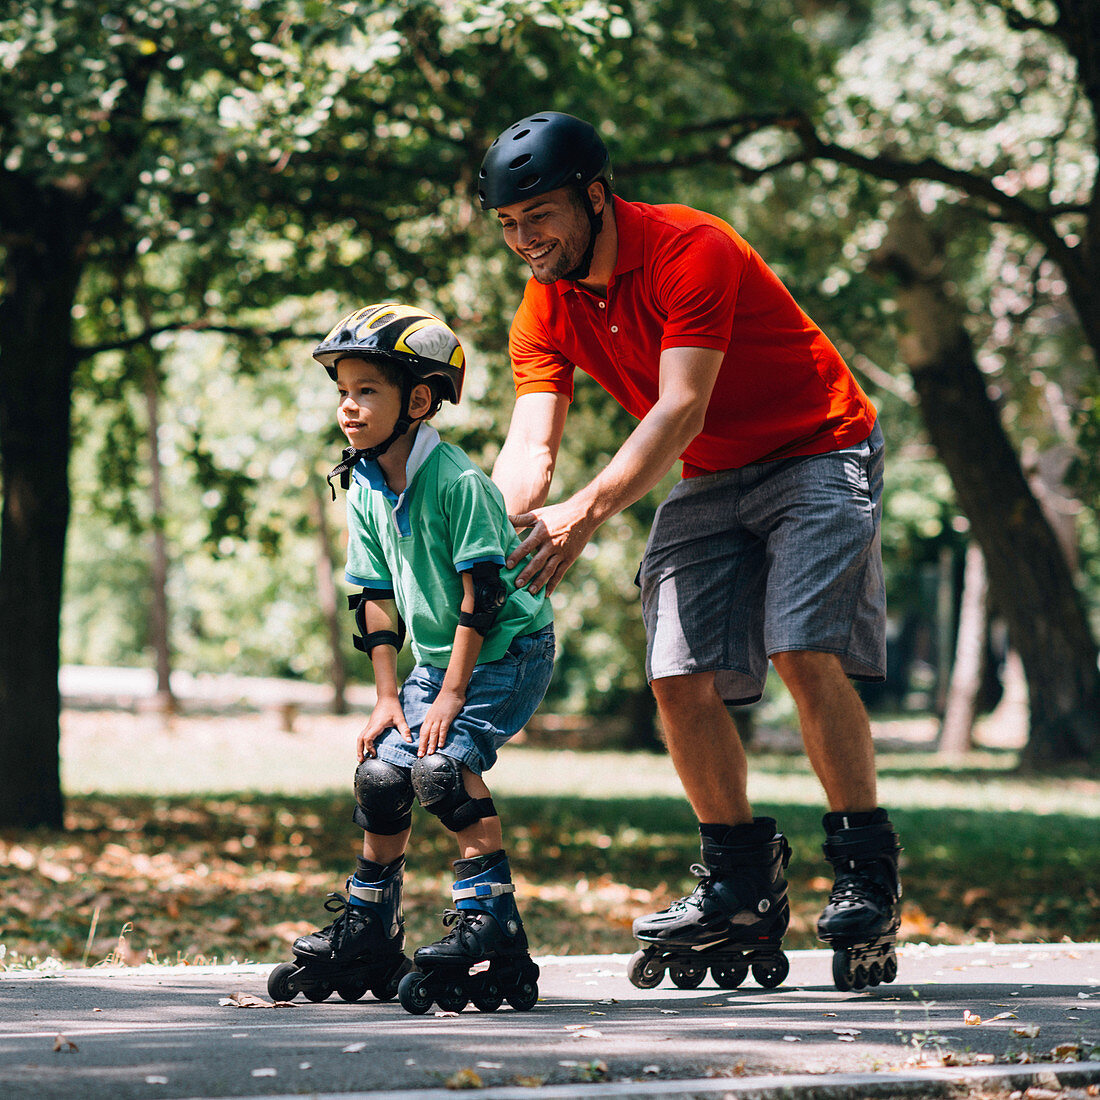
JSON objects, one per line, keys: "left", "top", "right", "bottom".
{"left": 411, "top": 754, "right": 496, "bottom": 833}
{"left": 352, "top": 757, "right": 414, "bottom": 835}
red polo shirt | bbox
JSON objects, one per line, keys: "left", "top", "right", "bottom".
{"left": 509, "top": 197, "right": 876, "bottom": 476}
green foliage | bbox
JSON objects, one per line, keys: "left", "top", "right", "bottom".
{"left": 8, "top": 0, "right": 1093, "bottom": 727}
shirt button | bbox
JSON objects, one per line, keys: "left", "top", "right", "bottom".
{"left": 611, "top": 325, "right": 619, "bottom": 333}
{"left": 598, "top": 301, "right": 606, "bottom": 309}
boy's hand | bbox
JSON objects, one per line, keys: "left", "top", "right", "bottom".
{"left": 418, "top": 687, "right": 465, "bottom": 757}
{"left": 358, "top": 698, "right": 412, "bottom": 762}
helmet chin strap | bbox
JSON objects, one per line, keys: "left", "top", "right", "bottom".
{"left": 562, "top": 185, "right": 605, "bottom": 282}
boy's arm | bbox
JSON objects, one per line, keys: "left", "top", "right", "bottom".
{"left": 357, "top": 596, "right": 412, "bottom": 760}
{"left": 418, "top": 571, "right": 485, "bottom": 757}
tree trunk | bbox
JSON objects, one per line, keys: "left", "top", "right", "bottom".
{"left": 309, "top": 477, "right": 348, "bottom": 715}
{"left": 0, "top": 188, "right": 87, "bottom": 829}
{"left": 143, "top": 358, "right": 175, "bottom": 713}
{"left": 939, "top": 540, "right": 988, "bottom": 756}
{"left": 876, "top": 197, "right": 1100, "bottom": 769}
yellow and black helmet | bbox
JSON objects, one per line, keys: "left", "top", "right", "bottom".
{"left": 312, "top": 302, "right": 465, "bottom": 405}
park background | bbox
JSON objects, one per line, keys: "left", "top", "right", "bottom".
{"left": 1, "top": 0, "right": 1099, "bottom": 970}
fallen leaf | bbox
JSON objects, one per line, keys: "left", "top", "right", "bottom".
{"left": 1052, "top": 1042, "right": 1081, "bottom": 1060}
{"left": 220, "top": 991, "right": 279, "bottom": 1008}
{"left": 342, "top": 1042, "right": 367, "bottom": 1053}
{"left": 250, "top": 1068, "right": 276, "bottom": 1078}
{"left": 989, "top": 1011, "right": 1017, "bottom": 1021}
{"left": 53, "top": 1034, "right": 78, "bottom": 1053}
{"left": 964, "top": 1010, "right": 982, "bottom": 1025}
{"left": 144, "top": 1076, "right": 168, "bottom": 1085}
{"left": 445, "top": 1067, "right": 483, "bottom": 1089}
{"left": 1012, "top": 1024, "right": 1041, "bottom": 1038}
{"left": 513, "top": 1076, "right": 546, "bottom": 1088}
{"left": 476, "top": 1062, "right": 503, "bottom": 1069}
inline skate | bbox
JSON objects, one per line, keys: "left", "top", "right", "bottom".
{"left": 397, "top": 851, "right": 539, "bottom": 1014}
{"left": 267, "top": 856, "right": 414, "bottom": 1003}
{"left": 629, "top": 818, "right": 792, "bottom": 991}
{"left": 817, "top": 809, "right": 902, "bottom": 991}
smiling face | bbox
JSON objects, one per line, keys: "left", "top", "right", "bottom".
{"left": 335, "top": 356, "right": 406, "bottom": 452}
{"left": 496, "top": 185, "right": 595, "bottom": 284}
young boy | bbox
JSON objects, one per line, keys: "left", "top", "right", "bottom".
{"left": 267, "top": 303, "right": 554, "bottom": 1015}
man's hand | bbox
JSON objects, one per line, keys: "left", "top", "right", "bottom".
{"left": 507, "top": 496, "right": 596, "bottom": 594}
{"left": 357, "top": 697, "right": 411, "bottom": 762}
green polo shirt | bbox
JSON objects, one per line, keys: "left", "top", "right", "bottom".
{"left": 345, "top": 425, "right": 553, "bottom": 668}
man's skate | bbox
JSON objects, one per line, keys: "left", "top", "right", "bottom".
{"left": 267, "top": 857, "right": 413, "bottom": 1003}
{"left": 628, "top": 819, "right": 792, "bottom": 991}
{"left": 397, "top": 853, "right": 539, "bottom": 1014}
{"left": 817, "top": 810, "right": 902, "bottom": 991}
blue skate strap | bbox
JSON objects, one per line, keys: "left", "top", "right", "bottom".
{"left": 348, "top": 883, "right": 386, "bottom": 904}
{"left": 452, "top": 881, "right": 515, "bottom": 902}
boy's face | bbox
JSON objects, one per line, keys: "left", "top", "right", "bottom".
{"left": 335, "top": 357, "right": 404, "bottom": 451}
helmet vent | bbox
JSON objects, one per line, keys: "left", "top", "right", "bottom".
{"left": 509, "top": 153, "right": 531, "bottom": 170}
{"left": 517, "top": 174, "right": 541, "bottom": 191}
{"left": 513, "top": 127, "right": 531, "bottom": 140}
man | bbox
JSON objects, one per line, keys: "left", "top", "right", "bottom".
{"left": 480, "top": 112, "right": 902, "bottom": 991}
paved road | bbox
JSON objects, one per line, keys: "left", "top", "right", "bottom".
{"left": 1, "top": 943, "right": 1097, "bottom": 1100}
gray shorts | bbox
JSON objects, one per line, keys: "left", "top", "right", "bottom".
{"left": 638, "top": 423, "right": 886, "bottom": 705}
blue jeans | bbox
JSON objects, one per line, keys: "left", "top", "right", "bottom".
{"left": 375, "top": 625, "right": 555, "bottom": 775}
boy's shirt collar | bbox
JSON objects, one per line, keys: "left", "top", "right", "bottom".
{"left": 351, "top": 423, "right": 441, "bottom": 537}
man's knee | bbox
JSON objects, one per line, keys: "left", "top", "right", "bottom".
{"left": 411, "top": 754, "right": 496, "bottom": 833}
{"left": 352, "top": 757, "right": 414, "bottom": 835}
{"left": 770, "top": 650, "right": 844, "bottom": 693}
{"left": 651, "top": 671, "right": 720, "bottom": 712}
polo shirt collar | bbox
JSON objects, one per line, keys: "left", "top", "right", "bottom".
{"left": 351, "top": 423, "right": 441, "bottom": 537}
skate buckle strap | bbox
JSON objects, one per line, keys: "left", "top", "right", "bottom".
{"left": 347, "top": 883, "right": 385, "bottom": 905}
{"left": 452, "top": 882, "right": 515, "bottom": 902}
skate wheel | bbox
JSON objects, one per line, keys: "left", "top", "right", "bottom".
{"left": 752, "top": 953, "right": 789, "bottom": 990}
{"left": 627, "top": 949, "right": 664, "bottom": 990}
{"left": 472, "top": 979, "right": 503, "bottom": 1013}
{"left": 669, "top": 962, "right": 706, "bottom": 989}
{"left": 373, "top": 957, "right": 415, "bottom": 1003}
{"left": 267, "top": 962, "right": 301, "bottom": 1002}
{"left": 397, "top": 971, "right": 433, "bottom": 1015}
{"left": 852, "top": 963, "right": 869, "bottom": 990}
{"left": 303, "top": 983, "right": 334, "bottom": 1002}
{"left": 832, "top": 950, "right": 852, "bottom": 992}
{"left": 867, "top": 962, "right": 882, "bottom": 987}
{"left": 337, "top": 977, "right": 370, "bottom": 1002}
{"left": 712, "top": 965, "right": 748, "bottom": 989}
{"left": 436, "top": 981, "right": 469, "bottom": 1013}
{"left": 506, "top": 973, "right": 539, "bottom": 1012}
{"left": 882, "top": 954, "right": 898, "bottom": 983}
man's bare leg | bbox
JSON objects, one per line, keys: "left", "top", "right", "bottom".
{"left": 770, "top": 650, "right": 877, "bottom": 813}
{"left": 650, "top": 671, "right": 753, "bottom": 825}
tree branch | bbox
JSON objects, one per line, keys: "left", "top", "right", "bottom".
{"left": 75, "top": 319, "right": 310, "bottom": 361}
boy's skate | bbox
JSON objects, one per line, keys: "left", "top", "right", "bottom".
{"left": 628, "top": 819, "right": 791, "bottom": 991}
{"left": 397, "top": 853, "right": 539, "bottom": 1014}
{"left": 267, "top": 856, "right": 413, "bottom": 1003}
{"left": 817, "top": 810, "right": 902, "bottom": 991}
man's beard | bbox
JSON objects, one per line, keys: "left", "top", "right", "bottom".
{"left": 527, "top": 223, "right": 590, "bottom": 284}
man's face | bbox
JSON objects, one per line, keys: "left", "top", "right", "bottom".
{"left": 496, "top": 186, "right": 590, "bottom": 284}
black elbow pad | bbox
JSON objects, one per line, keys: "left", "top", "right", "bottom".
{"left": 348, "top": 590, "right": 405, "bottom": 655}
{"left": 459, "top": 562, "right": 507, "bottom": 636}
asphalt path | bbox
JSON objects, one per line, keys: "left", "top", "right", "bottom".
{"left": 1, "top": 942, "right": 1098, "bottom": 1099}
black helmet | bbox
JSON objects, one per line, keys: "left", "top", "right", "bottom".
{"left": 478, "top": 112, "right": 611, "bottom": 210}
{"left": 312, "top": 303, "right": 464, "bottom": 405}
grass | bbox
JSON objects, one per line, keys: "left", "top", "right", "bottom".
{"left": 0, "top": 710, "right": 1096, "bottom": 970}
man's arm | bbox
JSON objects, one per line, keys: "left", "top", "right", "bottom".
{"left": 506, "top": 345, "right": 725, "bottom": 594}
{"left": 491, "top": 390, "right": 569, "bottom": 516}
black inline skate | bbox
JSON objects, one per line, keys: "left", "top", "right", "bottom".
{"left": 397, "top": 851, "right": 539, "bottom": 1014}
{"left": 267, "top": 856, "right": 414, "bottom": 1003}
{"left": 628, "top": 818, "right": 792, "bottom": 991}
{"left": 817, "top": 809, "right": 902, "bottom": 992}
